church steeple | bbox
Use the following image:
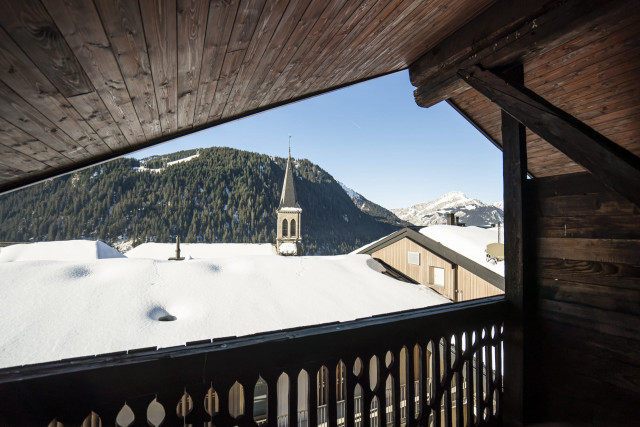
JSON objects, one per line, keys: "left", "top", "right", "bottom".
{"left": 278, "top": 147, "right": 300, "bottom": 209}
{"left": 276, "top": 138, "right": 302, "bottom": 255}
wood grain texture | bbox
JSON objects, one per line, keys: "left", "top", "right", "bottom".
{"left": 176, "top": 0, "right": 209, "bottom": 129}
{"left": 192, "top": 0, "right": 239, "bottom": 127}
{"left": 139, "top": 0, "right": 178, "bottom": 134}
{"left": 0, "top": 0, "right": 93, "bottom": 97}
{"left": 95, "top": 0, "right": 162, "bottom": 139}
{"left": 527, "top": 172, "right": 640, "bottom": 424}
{"left": 43, "top": 0, "right": 144, "bottom": 145}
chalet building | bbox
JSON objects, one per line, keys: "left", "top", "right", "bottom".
{"left": 358, "top": 226, "right": 505, "bottom": 302}
{"left": 0, "top": 1, "right": 638, "bottom": 426}
{"left": 276, "top": 149, "right": 302, "bottom": 255}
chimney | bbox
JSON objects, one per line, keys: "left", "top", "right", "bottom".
{"left": 447, "top": 213, "right": 455, "bottom": 225}
{"left": 168, "top": 236, "right": 185, "bottom": 260}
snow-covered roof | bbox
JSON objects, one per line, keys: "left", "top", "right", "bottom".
{"left": 126, "top": 242, "right": 276, "bottom": 259}
{"left": 419, "top": 225, "right": 504, "bottom": 276}
{"left": 0, "top": 243, "right": 449, "bottom": 369}
{"left": 0, "top": 240, "right": 124, "bottom": 262}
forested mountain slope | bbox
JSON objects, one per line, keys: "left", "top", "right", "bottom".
{"left": 0, "top": 147, "right": 400, "bottom": 254}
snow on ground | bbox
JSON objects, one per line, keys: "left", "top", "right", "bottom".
{"left": 0, "top": 240, "right": 124, "bottom": 262}
{"left": 0, "top": 244, "right": 450, "bottom": 369}
{"left": 419, "top": 225, "right": 504, "bottom": 276}
{"left": 278, "top": 242, "right": 298, "bottom": 255}
{"left": 126, "top": 242, "right": 276, "bottom": 259}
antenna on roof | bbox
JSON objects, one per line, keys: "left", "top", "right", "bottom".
{"left": 288, "top": 135, "right": 291, "bottom": 158}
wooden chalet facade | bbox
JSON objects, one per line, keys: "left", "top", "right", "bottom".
{"left": 359, "top": 228, "right": 505, "bottom": 302}
{"left": 0, "top": 0, "right": 638, "bottom": 425}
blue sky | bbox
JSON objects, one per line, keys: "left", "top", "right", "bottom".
{"left": 132, "top": 70, "right": 503, "bottom": 209}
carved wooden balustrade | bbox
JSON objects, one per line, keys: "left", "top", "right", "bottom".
{"left": 0, "top": 297, "right": 505, "bottom": 426}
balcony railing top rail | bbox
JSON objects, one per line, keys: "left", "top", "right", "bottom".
{"left": 0, "top": 296, "right": 505, "bottom": 426}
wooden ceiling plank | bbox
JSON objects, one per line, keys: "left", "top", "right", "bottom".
{"left": 248, "top": 0, "right": 330, "bottom": 113}
{"left": 176, "top": 0, "right": 209, "bottom": 130}
{"left": 139, "top": 0, "right": 178, "bottom": 135}
{"left": 221, "top": 0, "right": 292, "bottom": 118}
{"left": 523, "top": 9, "right": 640, "bottom": 80}
{"left": 0, "top": 142, "right": 50, "bottom": 173}
{"left": 300, "top": 0, "right": 404, "bottom": 97}
{"left": 207, "top": 0, "right": 267, "bottom": 122}
{"left": 349, "top": 0, "right": 497, "bottom": 86}
{"left": 0, "top": 117, "right": 69, "bottom": 168}
{"left": 67, "top": 92, "right": 130, "bottom": 152}
{"left": 0, "top": 0, "right": 93, "bottom": 98}
{"left": 266, "top": 0, "right": 364, "bottom": 108}
{"left": 0, "top": 27, "right": 109, "bottom": 157}
{"left": 192, "top": 0, "right": 240, "bottom": 127}
{"left": 530, "top": 50, "right": 640, "bottom": 102}
{"left": 43, "top": 0, "right": 144, "bottom": 146}
{"left": 0, "top": 164, "right": 24, "bottom": 183}
{"left": 94, "top": 0, "right": 162, "bottom": 139}
{"left": 460, "top": 65, "right": 640, "bottom": 207}
{"left": 0, "top": 80, "right": 91, "bottom": 162}
{"left": 321, "top": 0, "right": 425, "bottom": 89}
{"left": 260, "top": 0, "right": 353, "bottom": 107}
{"left": 284, "top": 0, "right": 375, "bottom": 100}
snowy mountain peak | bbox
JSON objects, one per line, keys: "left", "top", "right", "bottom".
{"left": 391, "top": 191, "right": 503, "bottom": 227}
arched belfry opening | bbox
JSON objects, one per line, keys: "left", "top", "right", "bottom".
{"left": 276, "top": 142, "right": 302, "bottom": 255}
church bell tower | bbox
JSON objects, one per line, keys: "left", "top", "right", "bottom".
{"left": 276, "top": 144, "right": 302, "bottom": 255}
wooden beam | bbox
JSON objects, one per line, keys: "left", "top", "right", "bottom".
{"left": 501, "top": 65, "right": 526, "bottom": 427}
{"left": 459, "top": 65, "right": 640, "bottom": 208}
{"left": 411, "top": 0, "right": 627, "bottom": 108}
{"left": 410, "top": 0, "right": 553, "bottom": 88}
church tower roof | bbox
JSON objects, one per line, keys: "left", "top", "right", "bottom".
{"left": 278, "top": 148, "right": 300, "bottom": 209}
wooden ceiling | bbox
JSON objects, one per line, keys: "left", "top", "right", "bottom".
{"left": 0, "top": 0, "right": 497, "bottom": 193}
{"left": 446, "top": 1, "right": 640, "bottom": 178}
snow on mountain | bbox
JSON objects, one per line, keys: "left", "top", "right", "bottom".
{"left": 339, "top": 181, "right": 410, "bottom": 226}
{"left": 392, "top": 191, "right": 503, "bottom": 227}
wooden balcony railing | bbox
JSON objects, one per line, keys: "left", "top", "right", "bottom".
{"left": 0, "top": 296, "right": 505, "bottom": 426}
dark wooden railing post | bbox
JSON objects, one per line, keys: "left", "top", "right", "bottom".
{"left": 501, "top": 64, "right": 527, "bottom": 427}
{"left": 454, "top": 333, "right": 464, "bottom": 426}
{"left": 307, "top": 364, "right": 319, "bottom": 427}
{"left": 288, "top": 368, "right": 298, "bottom": 427}
{"left": 406, "top": 346, "right": 417, "bottom": 426}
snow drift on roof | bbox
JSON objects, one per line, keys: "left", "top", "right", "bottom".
{"left": 0, "top": 252, "right": 449, "bottom": 368}
{"left": 126, "top": 242, "right": 276, "bottom": 259}
{"left": 419, "top": 225, "right": 504, "bottom": 276}
{"left": 0, "top": 240, "right": 124, "bottom": 262}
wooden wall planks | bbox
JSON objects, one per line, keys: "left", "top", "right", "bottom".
{"left": 449, "top": 4, "right": 640, "bottom": 178}
{"left": 527, "top": 172, "right": 640, "bottom": 424}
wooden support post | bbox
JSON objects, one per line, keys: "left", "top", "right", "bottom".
{"left": 459, "top": 65, "right": 640, "bottom": 208}
{"left": 501, "top": 65, "right": 527, "bottom": 427}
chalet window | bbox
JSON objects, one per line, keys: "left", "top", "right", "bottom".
{"left": 429, "top": 266, "right": 445, "bottom": 287}
{"left": 282, "top": 219, "right": 288, "bottom": 237}
{"left": 290, "top": 219, "right": 296, "bottom": 237}
{"left": 408, "top": 251, "right": 420, "bottom": 265}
